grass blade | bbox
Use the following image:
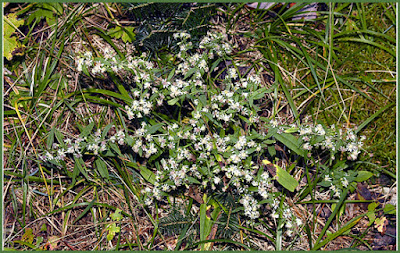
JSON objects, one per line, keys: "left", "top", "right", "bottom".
{"left": 313, "top": 213, "right": 365, "bottom": 250}
{"left": 314, "top": 188, "right": 349, "bottom": 247}
{"left": 355, "top": 102, "right": 395, "bottom": 134}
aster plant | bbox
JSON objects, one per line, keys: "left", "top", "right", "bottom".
{"left": 42, "top": 31, "right": 369, "bottom": 249}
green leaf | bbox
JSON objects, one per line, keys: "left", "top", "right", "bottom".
{"left": 46, "top": 128, "right": 55, "bottom": 150}
{"left": 313, "top": 212, "right": 363, "bottom": 250}
{"left": 109, "top": 143, "right": 122, "bottom": 156}
{"left": 355, "top": 102, "right": 395, "bottom": 134}
{"left": 4, "top": 13, "right": 25, "bottom": 61}
{"left": 251, "top": 87, "right": 270, "bottom": 100}
{"left": 35, "top": 236, "right": 44, "bottom": 248}
{"left": 138, "top": 165, "right": 156, "bottom": 185}
{"left": 383, "top": 204, "right": 396, "bottom": 215}
{"left": 95, "top": 158, "right": 109, "bottom": 180}
{"left": 275, "top": 163, "right": 298, "bottom": 192}
{"left": 125, "top": 135, "right": 134, "bottom": 146}
{"left": 186, "top": 176, "right": 201, "bottom": 184}
{"left": 102, "top": 123, "right": 114, "bottom": 138}
{"left": 167, "top": 68, "right": 175, "bottom": 81}
{"left": 40, "top": 223, "right": 47, "bottom": 232}
{"left": 368, "top": 202, "right": 379, "bottom": 212}
{"left": 25, "top": 3, "right": 63, "bottom": 26}
{"left": 54, "top": 129, "right": 65, "bottom": 144}
{"left": 313, "top": 188, "right": 349, "bottom": 249}
{"left": 74, "top": 157, "right": 90, "bottom": 181}
{"left": 147, "top": 123, "right": 163, "bottom": 135}
{"left": 13, "top": 241, "right": 36, "bottom": 249}
{"left": 43, "top": 3, "right": 63, "bottom": 15}
{"left": 107, "top": 223, "right": 121, "bottom": 241}
{"left": 273, "top": 132, "right": 305, "bottom": 156}
{"left": 21, "top": 228, "right": 34, "bottom": 244}
{"left": 73, "top": 198, "right": 96, "bottom": 225}
{"left": 198, "top": 95, "right": 208, "bottom": 107}
{"left": 108, "top": 26, "right": 136, "bottom": 43}
{"left": 80, "top": 121, "right": 95, "bottom": 138}
{"left": 366, "top": 211, "right": 376, "bottom": 226}
{"left": 110, "top": 208, "right": 123, "bottom": 221}
{"left": 210, "top": 58, "right": 222, "bottom": 73}
{"left": 355, "top": 171, "right": 373, "bottom": 182}
{"left": 199, "top": 203, "right": 212, "bottom": 250}
{"left": 284, "top": 126, "right": 299, "bottom": 133}
{"left": 183, "top": 68, "right": 198, "bottom": 80}
{"left": 168, "top": 98, "right": 179, "bottom": 106}
{"left": 267, "top": 145, "right": 276, "bottom": 157}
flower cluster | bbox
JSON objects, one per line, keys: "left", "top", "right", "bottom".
{"left": 199, "top": 32, "right": 233, "bottom": 57}
{"left": 76, "top": 51, "right": 93, "bottom": 72}
{"left": 318, "top": 169, "right": 357, "bottom": 198}
{"left": 269, "top": 117, "right": 365, "bottom": 161}
{"left": 125, "top": 98, "right": 153, "bottom": 119}
{"left": 64, "top": 31, "right": 368, "bottom": 239}
{"left": 41, "top": 125, "right": 125, "bottom": 163}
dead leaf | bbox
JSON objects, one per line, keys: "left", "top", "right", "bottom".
{"left": 262, "top": 159, "right": 276, "bottom": 177}
{"left": 43, "top": 236, "right": 60, "bottom": 250}
{"left": 374, "top": 216, "right": 388, "bottom": 235}
{"left": 186, "top": 185, "right": 204, "bottom": 204}
{"left": 373, "top": 225, "right": 396, "bottom": 249}
{"left": 356, "top": 183, "right": 373, "bottom": 209}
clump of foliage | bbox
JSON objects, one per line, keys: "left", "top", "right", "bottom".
{"left": 40, "top": 31, "right": 371, "bottom": 248}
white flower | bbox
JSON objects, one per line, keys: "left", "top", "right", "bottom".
{"left": 231, "top": 154, "right": 241, "bottom": 164}
{"left": 84, "top": 51, "right": 92, "bottom": 59}
{"left": 271, "top": 212, "right": 279, "bottom": 219}
{"left": 341, "top": 177, "right": 349, "bottom": 188}
{"left": 349, "top": 150, "right": 360, "bottom": 160}
{"left": 221, "top": 113, "right": 231, "bottom": 122}
{"left": 194, "top": 111, "right": 201, "bottom": 119}
{"left": 324, "top": 137, "right": 335, "bottom": 150}
{"left": 92, "top": 61, "right": 105, "bottom": 74}
{"left": 248, "top": 211, "right": 260, "bottom": 219}
{"left": 103, "top": 47, "right": 114, "bottom": 59}
{"left": 234, "top": 136, "right": 247, "bottom": 150}
{"left": 66, "top": 145, "right": 74, "bottom": 154}
{"left": 271, "top": 119, "right": 279, "bottom": 128}
{"left": 228, "top": 68, "right": 237, "bottom": 79}
{"left": 346, "top": 131, "right": 356, "bottom": 141}
{"left": 346, "top": 142, "right": 358, "bottom": 152}
{"left": 170, "top": 86, "right": 181, "bottom": 97}
{"left": 315, "top": 124, "right": 326, "bottom": 135}
{"left": 199, "top": 59, "right": 207, "bottom": 70}
{"left": 299, "top": 126, "right": 312, "bottom": 135}
{"left": 76, "top": 57, "right": 84, "bottom": 72}
{"left": 44, "top": 151, "right": 54, "bottom": 161}
{"left": 133, "top": 90, "right": 140, "bottom": 97}
{"left": 303, "top": 142, "right": 312, "bottom": 150}
{"left": 95, "top": 129, "right": 101, "bottom": 137}
{"left": 324, "top": 175, "right": 332, "bottom": 182}
{"left": 100, "top": 143, "right": 107, "bottom": 152}
{"left": 126, "top": 109, "right": 134, "bottom": 120}
{"left": 239, "top": 150, "right": 248, "bottom": 159}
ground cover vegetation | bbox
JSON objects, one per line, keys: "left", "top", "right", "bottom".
{"left": 3, "top": 2, "right": 396, "bottom": 251}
